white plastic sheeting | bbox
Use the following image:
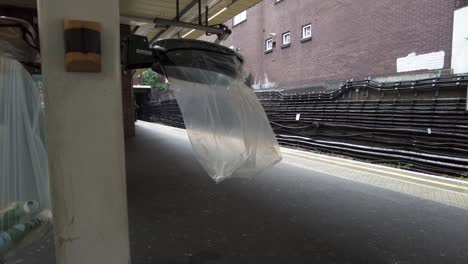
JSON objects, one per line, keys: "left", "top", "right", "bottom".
{"left": 167, "top": 66, "right": 282, "bottom": 182}
{"left": 0, "top": 57, "right": 51, "bottom": 259}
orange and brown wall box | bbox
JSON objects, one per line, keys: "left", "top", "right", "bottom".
{"left": 64, "top": 19, "right": 101, "bottom": 72}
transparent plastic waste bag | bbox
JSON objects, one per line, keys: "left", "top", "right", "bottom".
{"left": 168, "top": 70, "right": 282, "bottom": 182}
{"left": 0, "top": 57, "right": 52, "bottom": 260}
{"left": 155, "top": 39, "right": 281, "bottom": 182}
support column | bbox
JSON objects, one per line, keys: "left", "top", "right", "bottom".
{"left": 36, "top": 0, "right": 131, "bottom": 263}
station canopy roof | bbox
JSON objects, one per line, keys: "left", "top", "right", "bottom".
{"left": 0, "top": 0, "right": 261, "bottom": 41}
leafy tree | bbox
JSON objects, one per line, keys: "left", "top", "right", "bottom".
{"left": 142, "top": 69, "right": 168, "bottom": 90}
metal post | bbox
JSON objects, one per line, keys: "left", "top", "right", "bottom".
{"left": 205, "top": 6, "right": 209, "bottom": 26}
{"left": 153, "top": 18, "right": 225, "bottom": 35}
{"left": 176, "top": 0, "right": 180, "bottom": 21}
{"left": 198, "top": 0, "right": 202, "bottom": 25}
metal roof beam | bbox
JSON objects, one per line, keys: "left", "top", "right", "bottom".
{"left": 154, "top": 0, "right": 222, "bottom": 40}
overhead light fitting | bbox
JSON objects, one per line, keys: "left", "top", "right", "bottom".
{"left": 182, "top": 29, "right": 196, "bottom": 38}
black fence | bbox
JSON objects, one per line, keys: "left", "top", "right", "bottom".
{"left": 139, "top": 75, "right": 468, "bottom": 177}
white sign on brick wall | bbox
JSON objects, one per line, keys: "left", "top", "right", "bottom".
{"left": 396, "top": 51, "right": 445, "bottom": 73}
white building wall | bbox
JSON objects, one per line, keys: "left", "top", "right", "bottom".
{"left": 452, "top": 6, "right": 468, "bottom": 74}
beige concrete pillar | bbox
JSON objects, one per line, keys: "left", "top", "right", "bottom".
{"left": 36, "top": 0, "right": 131, "bottom": 263}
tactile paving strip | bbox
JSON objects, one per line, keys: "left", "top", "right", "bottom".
{"left": 283, "top": 153, "right": 468, "bottom": 210}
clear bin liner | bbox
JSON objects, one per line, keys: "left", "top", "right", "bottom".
{"left": 0, "top": 57, "right": 52, "bottom": 260}
{"left": 167, "top": 66, "right": 282, "bottom": 182}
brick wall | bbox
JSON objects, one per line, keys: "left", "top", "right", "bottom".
{"left": 121, "top": 72, "right": 135, "bottom": 137}
{"left": 201, "top": 0, "right": 457, "bottom": 89}
{"left": 121, "top": 24, "right": 135, "bottom": 137}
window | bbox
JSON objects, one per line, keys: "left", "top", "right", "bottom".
{"left": 302, "top": 24, "right": 312, "bottom": 40}
{"left": 233, "top": 10, "right": 247, "bottom": 26}
{"left": 265, "top": 38, "right": 273, "bottom": 52}
{"left": 282, "top": 32, "right": 291, "bottom": 46}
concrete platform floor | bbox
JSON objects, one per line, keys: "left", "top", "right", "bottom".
{"left": 125, "top": 122, "right": 468, "bottom": 264}
{"left": 8, "top": 121, "right": 468, "bottom": 264}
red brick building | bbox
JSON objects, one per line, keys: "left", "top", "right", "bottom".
{"left": 201, "top": 0, "right": 466, "bottom": 90}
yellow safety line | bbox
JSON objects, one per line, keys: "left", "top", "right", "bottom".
{"left": 282, "top": 149, "right": 468, "bottom": 191}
